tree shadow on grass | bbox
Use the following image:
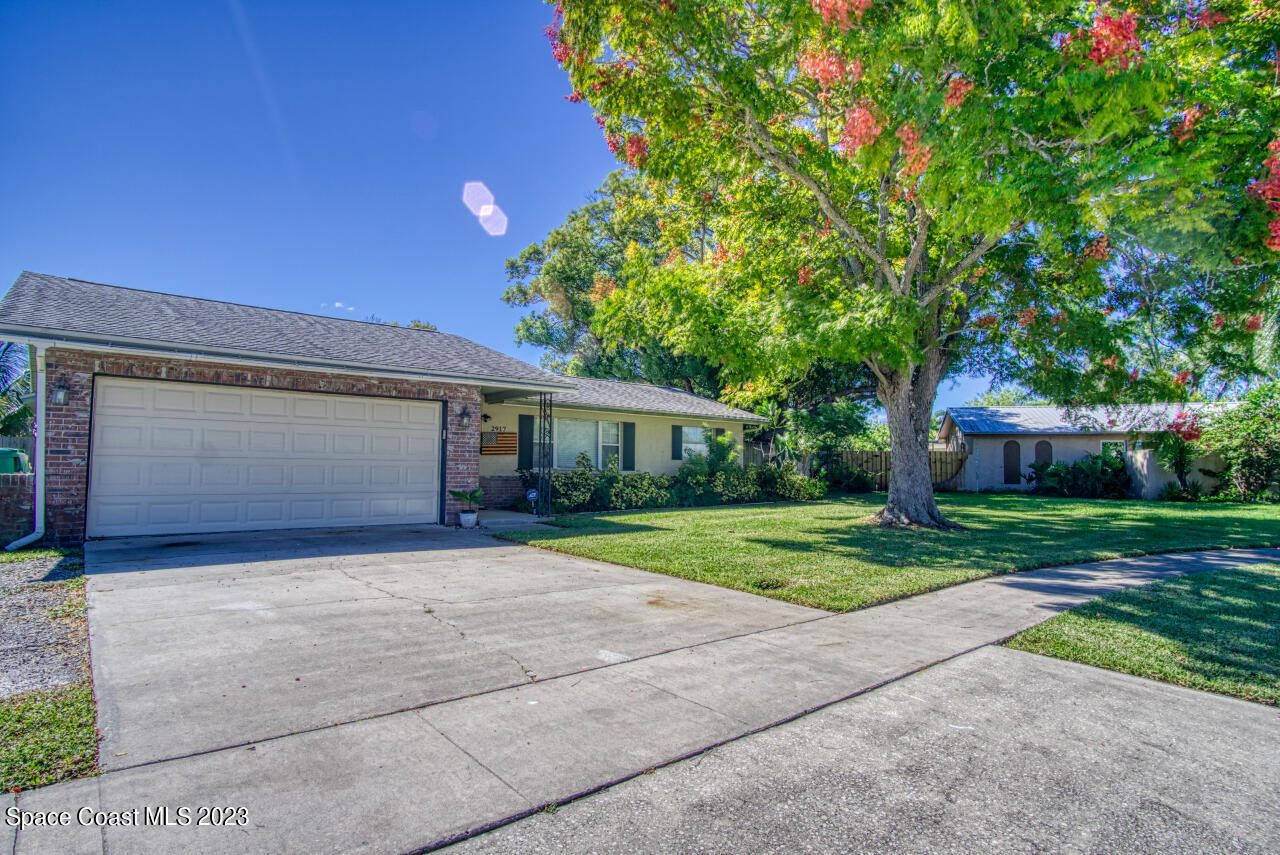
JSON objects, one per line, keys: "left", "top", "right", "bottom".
{"left": 1026, "top": 567, "right": 1280, "bottom": 701}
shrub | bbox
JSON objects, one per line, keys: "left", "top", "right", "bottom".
{"left": 1150, "top": 411, "right": 1205, "bottom": 491}
{"left": 610, "top": 471, "right": 674, "bottom": 509}
{"left": 771, "top": 462, "right": 828, "bottom": 501}
{"left": 513, "top": 442, "right": 825, "bottom": 513}
{"left": 1157, "top": 481, "right": 1204, "bottom": 502}
{"left": 1201, "top": 382, "right": 1280, "bottom": 502}
{"left": 672, "top": 432, "right": 741, "bottom": 506}
{"left": 1026, "top": 448, "right": 1131, "bottom": 499}
{"left": 824, "top": 460, "right": 876, "bottom": 493}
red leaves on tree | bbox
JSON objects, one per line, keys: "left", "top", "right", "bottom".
{"left": 1016, "top": 306, "right": 1039, "bottom": 327}
{"left": 1249, "top": 138, "right": 1280, "bottom": 251}
{"left": 811, "top": 0, "right": 871, "bottom": 32}
{"left": 1212, "top": 314, "right": 1226, "bottom": 330}
{"left": 1192, "top": 8, "right": 1228, "bottom": 28}
{"left": 1084, "top": 7, "right": 1142, "bottom": 73}
{"left": 605, "top": 133, "right": 624, "bottom": 155}
{"left": 895, "top": 123, "right": 932, "bottom": 179}
{"left": 544, "top": 6, "right": 573, "bottom": 65}
{"left": 798, "top": 266, "right": 815, "bottom": 287}
{"left": 943, "top": 76, "right": 974, "bottom": 108}
{"left": 1129, "top": 368, "right": 1140, "bottom": 381}
{"left": 1174, "top": 369, "right": 1192, "bottom": 385}
{"left": 798, "top": 49, "right": 861, "bottom": 91}
{"left": 976, "top": 315, "right": 998, "bottom": 329}
{"left": 840, "top": 104, "right": 883, "bottom": 153}
{"left": 1082, "top": 235, "right": 1111, "bottom": 261}
{"left": 624, "top": 134, "right": 649, "bottom": 166}
{"left": 1245, "top": 314, "right": 1264, "bottom": 332}
{"left": 1172, "top": 105, "right": 1205, "bottom": 142}
{"left": 1169, "top": 411, "right": 1201, "bottom": 442}
{"left": 1101, "top": 354, "right": 1118, "bottom": 370}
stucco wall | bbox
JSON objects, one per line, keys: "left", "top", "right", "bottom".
{"left": 1128, "top": 448, "right": 1225, "bottom": 500}
{"left": 954, "top": 430, "right": 1224, "bottom": 498}
{"left": 479, "top": 402, "right": 749, "bottom": 478}
{"left": 39, "top": 347, "right": 483, "bottom": 543}
{"left": 957, "top": 433, "right": 1132, "bottom": 492}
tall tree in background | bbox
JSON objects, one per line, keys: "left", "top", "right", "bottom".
{"left": 548, "top": 0, "right": 1279, "bottom": 527}
{"left": 503, "top": 171, "right": 722, "bottom": 395}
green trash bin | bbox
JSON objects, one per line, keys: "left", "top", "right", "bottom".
{"left": 0, "top": 448, "right": 31, "bottom": 473}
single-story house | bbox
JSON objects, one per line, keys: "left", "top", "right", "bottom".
{"left": 0, "top": 271, "right": 762, "bottom": 544}
{"left": 936, "top": 404, "right": 1231, "bottom": 498}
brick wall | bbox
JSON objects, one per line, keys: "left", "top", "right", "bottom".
{"left": 0, "top": 473, "right": 34, "bottom": 543}
{"left": 40, "top": 348, "right": 484, "bottom": 544}
{"left": 478, "top": 475, "right": 525, "bottom": 509}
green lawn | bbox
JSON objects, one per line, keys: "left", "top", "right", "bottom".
{"left": 496, "top": 493, "right": 1280, "bottom": 612}
{"left": 1006, "top": 564, "right": 1280, "bottom": 705}
{"left": 0, "top": 680, "right": 99, "bottom": 792}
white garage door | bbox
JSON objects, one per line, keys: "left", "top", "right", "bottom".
{"left": 87, "top": 378, "right": 442, "bottom": 537}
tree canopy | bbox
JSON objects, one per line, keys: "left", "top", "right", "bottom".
{"left": 546, "top": 0, "right": 1280, "bottom": 526}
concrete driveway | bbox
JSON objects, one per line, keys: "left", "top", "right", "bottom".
{"left": 85, "top": 525, "right": 822, "bottom": 768}
{"left": 11, "top": 541, "right": 1275, "bottom": 854}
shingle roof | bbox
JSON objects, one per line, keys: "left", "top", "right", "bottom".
{"left": 942, "top": 403, "right": 1235, "bottom": 437}
{"left": 507, "top": 375, "right": 765, "bottom": 422}
{"left": 0, "top": 271, "right": 571, "bottom": 388}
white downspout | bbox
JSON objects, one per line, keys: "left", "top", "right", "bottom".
{"left": 7, "top": 345, "right": 47, "bottom": 550}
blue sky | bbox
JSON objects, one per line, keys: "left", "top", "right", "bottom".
{"left": 0, "top": 0, "right": 989, "bottom": 413}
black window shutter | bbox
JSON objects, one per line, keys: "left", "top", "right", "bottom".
{"left": 671, "top": 425, "right": 683, "bottom": 460}
{"left": 714, "top": 428, "right": 725, "bottom": 438}
{"left": 517, "top": 414, "right": 534, "bottom": 469}
{"left": 622, "top": 422, "right": 636, "bottom": 471}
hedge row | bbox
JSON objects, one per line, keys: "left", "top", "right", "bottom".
{"left": 513, "top": 446, "right": 828, "bottom": 515}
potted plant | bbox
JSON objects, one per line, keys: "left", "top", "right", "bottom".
{"left": 448, "top": 487, "right": 483, "bottom": 528}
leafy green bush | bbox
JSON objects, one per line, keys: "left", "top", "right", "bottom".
{"left": 513, "top": 432, "right": 826, "bottom": 513}
{"left": 1157, "top": 481, "right": 1204, "bottom": 502}
{"left": 771, "top": 462, "right": 829, "bottom": 501}
{"left": 824, "top": 460, "right": 876, "bottom": 493}
{"left": 1027, "top": 448, "right": 1131, "bottom": 499}
{"left": 1202, "top": 382, "right": 1280, "bottom": 502}
{"left": 672, "top": 431, "right": 744, "bottom": 505}
{"left": 610, "top": 471, "right": 674, "bottom": 509}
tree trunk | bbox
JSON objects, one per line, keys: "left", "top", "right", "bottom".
{"left": 873, "top": 362, "right": 958, "bottom": 529}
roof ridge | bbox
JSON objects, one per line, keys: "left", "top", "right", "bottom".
{"left": 24, "top": 271, "right": 449, "bottom": 337}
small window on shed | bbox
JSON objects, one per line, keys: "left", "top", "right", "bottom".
{"left": 1003, "top": 440, "right": 1022, "bottom": 485}
{"left": 1034, "top": 440, "right": 1053, "bottom": 466}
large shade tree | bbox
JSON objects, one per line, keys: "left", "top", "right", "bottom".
{"left": 502, "top": 170, "right": 724, "bottom": 395}
{"left": 547, "top": 0, "right": 1280, "bottom": 527}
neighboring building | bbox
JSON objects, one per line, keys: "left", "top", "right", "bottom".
{"left": 936, "top": 404, "right": 1231, "bottom": 497}
{"left": 0, "top": 272, "right": 762, "bottom": 543}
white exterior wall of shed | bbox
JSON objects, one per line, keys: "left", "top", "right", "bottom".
{"left": 949, "top": 429, "right": 1225, "bottom": 497}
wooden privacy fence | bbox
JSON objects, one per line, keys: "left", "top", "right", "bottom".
{"left": 0, "top": 435, "right": 34, "bottom": 456}
{"left": 833, "top": 449, "right": 967, "bottom": 490}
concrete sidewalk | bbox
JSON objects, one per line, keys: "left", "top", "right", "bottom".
{"left": 11, "top": 546, "right": 1279, "bottom": 855}
{"left": 448, "top": 646, "right": 1280, "bottom": 855}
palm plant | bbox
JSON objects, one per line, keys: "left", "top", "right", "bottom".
{"left": 0, "top": 343, "right": 31, "bottom": 436}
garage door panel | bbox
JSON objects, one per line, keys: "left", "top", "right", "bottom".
{"left": 249, "top": 394, "right": 288, "bottom": 417}
{"left": 89, "top": 379, "right": 442, "bottom": 537}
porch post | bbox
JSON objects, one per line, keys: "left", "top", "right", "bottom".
{"left": 537, "top": 392, "right": 553, "bottom": 516}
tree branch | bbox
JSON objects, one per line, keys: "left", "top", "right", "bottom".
{"left": 738, "top": 108, "right": 900, "bottom": 290}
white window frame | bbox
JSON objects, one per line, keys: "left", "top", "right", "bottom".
{"left": 542, "top": 417, "right": 622, "bottom": 469}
